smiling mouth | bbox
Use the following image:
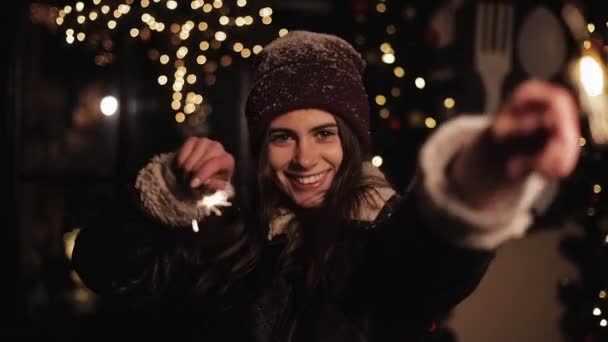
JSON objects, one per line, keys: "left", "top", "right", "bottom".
{"left": 288, "top": 170, "right": 329, "bottom": 185}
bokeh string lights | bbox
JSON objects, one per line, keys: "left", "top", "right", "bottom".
{"left": 37, "top": 0, "right": 284, "bottom": 123}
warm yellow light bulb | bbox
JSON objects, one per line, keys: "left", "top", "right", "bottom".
{"left": 380, "top": 42, "right": 393, "bottom": 54}
{"left": 382, "top": 53, "right": 396, "bottom": 64}
{"left": 119, "top": 4, "right": 131, "bottom": 14}
{"left": 215, "top": 31, "right": 227, "bottom": 41}
{"left": 425, "top": 117, "right": 437, "bottom": 128}
{"left": 167, "top": 1, "right": 178, "bottom": 10}
{"left": 177, "top": 46, "right": 189, "bottom": 59}
{"left": 444, "top": 97, "right": 455, "bottom": 109}
{"left": 259, "top": 7, "right": 273, "bottom": 17}
{"left": 375, "top": 95, "right": 387, "bottom": 106}
{"left": 579, "top": 137, "right": 587, "bottom": 146}
{"left": 415, "top": 77, "right": 426, "bottom": 89}
{"left": 172, "top": 100, "right": 182, "bottom": 110}
{"left": 371, "top": 156, "right": 383, "bottom": 168}
{"left": 197, "top": 55, "right": 207, "bottom": 65}
{"left": 580, "top": 54, "right": 604, "bottom": 96}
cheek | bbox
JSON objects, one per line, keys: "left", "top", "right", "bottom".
{"left": 267, "top": 146, "right": 290, "bottom": 173}
{"left": 325, "top": 143, "right": 344, "bottom": 168}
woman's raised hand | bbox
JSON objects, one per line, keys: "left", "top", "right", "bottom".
{"left": 450, "top": 79, "right": 581, "bottom": 209}
{"left": 491, "top": 80, "right": 580, "bottom": 180}
{"left": 176, "top": 137, "right": 235, "bottom": 190}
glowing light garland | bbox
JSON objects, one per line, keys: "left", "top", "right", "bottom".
{"left": 35, "top": 0, "right": 282, "bottom": 123}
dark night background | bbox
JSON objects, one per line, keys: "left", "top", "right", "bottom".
{"left": 4, "top": 0, "right": 608, "bottom": 340}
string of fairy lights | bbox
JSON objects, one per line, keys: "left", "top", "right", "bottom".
{"left": 351, "top": 0, "right": 444, "bottom": 169}
{"left": 353, "top": 0, "right": 446, "bottom": 141}
{"left": 50, "top": 0, "right": 286, "bottom": 124}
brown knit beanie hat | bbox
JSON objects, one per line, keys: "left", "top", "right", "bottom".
{"left": 245, "top": 31, "right": 371, "bottom": 155}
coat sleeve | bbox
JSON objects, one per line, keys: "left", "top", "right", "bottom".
{"left": 361, "top": 191, "right": 495, "bottom": 318}
{"left": 358, "top": 114, "right": 553, "bottom": 318}
{"left": 71, "top": 154, "right": 244, "bottom": 307}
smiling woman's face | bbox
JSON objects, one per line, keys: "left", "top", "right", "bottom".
{"left": 266, "top": 109, "right": 343, "bottom": 208}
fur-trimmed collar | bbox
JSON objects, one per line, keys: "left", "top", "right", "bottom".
{"left": 268, "top": 162, "right": 396, "bottom": 240}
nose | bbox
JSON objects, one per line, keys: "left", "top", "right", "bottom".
{"left": 292, "top": 139, "right": 319, "bottom": 169}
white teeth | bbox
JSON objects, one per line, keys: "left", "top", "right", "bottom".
{"left": 294, "top": 171, "right": 326, "bottom": 184}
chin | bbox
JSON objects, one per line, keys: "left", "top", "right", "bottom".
{"left": 292, "top": 194, "right": 325, "bottom": 208}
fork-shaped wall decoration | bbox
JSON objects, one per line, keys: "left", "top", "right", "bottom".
{"left": 475, "top": 1, "right": 514, "bottom": 114}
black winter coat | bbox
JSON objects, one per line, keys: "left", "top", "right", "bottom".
{"left": 72, "top": 191, "right": 494, "bottom": 342}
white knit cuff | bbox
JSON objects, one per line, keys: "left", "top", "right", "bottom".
{"left": 134, "top": 153, "right": 234, "bottom": 228}
{"left": 418, "top": 114, "right": 551, "bottom": 250}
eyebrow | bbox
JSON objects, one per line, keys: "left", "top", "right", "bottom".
{"left": 268, "top": 123, "right": 338, "bottom": 135}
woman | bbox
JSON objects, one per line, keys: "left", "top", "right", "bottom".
{"left": 72, "top": 31, "right": 580, "bottom": 341}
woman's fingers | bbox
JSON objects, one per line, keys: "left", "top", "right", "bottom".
{"left": 203, "top": 178, "right": 229, "bottom": 192}
{"left": 174, "top": 137, "right": 235, "bottom": 188}
{"left": 190, "top": 153, "right": 235, "bottom": 188}
{"left": 190, "top": 142, "right": 226, "bottom": 174}
{"left": 177, "top": 137, "right": 199, "bottom": 166}
{"left": 527, "top": 85, "right": 579, "bottom": 177}
{"left": 492, "top": 80, "right": 580, "bottom": 180}
{"left": 182, "top": 139, "right": 219, "bottom": 173}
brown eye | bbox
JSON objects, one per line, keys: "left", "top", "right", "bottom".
{"left": 316, "top": 129, "right": 337, "bottom": 139}
{"left": 269, "top": 133, "right": 293, "bottom": 143}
